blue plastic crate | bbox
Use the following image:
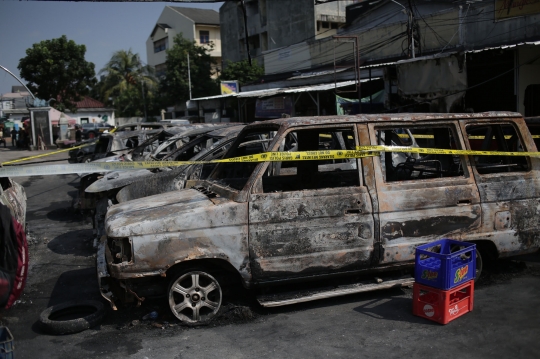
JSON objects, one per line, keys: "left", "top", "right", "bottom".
{"left": 0, "top": 326, "right": 14, "bottom": 359}
{"left": 415, "top": 239, "right": 476, "bottom": 290}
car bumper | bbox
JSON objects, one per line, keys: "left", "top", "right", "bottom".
{"left": 97, "top": 238, "right": 117, "bottom": 310}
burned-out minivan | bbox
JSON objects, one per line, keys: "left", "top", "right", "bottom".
{"left": 98, "top": 112, "right": 540, "bottom": 324}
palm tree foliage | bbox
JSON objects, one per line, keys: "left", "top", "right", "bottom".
{"left": 98, "top": 50, "right": 159, "bottom": 117}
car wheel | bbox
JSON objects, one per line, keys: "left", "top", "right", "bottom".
{"left": 88, "top": 132, "right": 96, "bottom": 139}
{"left": 475, "top": 248, "right": 483, "bottom": 281}
{"left": 168, "top": 269, "right": 222, "bottom": 325}
{"left": 83, "top": 156, "right": 92, "bottom": 163}
{"left": 39, "top": 300, "right": 105, "bottom": 335}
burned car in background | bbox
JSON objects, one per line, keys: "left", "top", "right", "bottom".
{"left": 113, "top": 121, "right": 178, "bottom": 133}
{"left": 114, "top": 125, "right": 247, "bottom": 203}
{"left": 68, "top": 138, "right": 98, "bottom": 163}
{"left": 98, "top": 112, "right": 540, "bottom": 325}
{"left": 0, "top": 176, "right": 26, "bottom": 226}
{"left": 86, "top": 125, "right": 243, "bottom": 243}
{"left": 87, "top": 125, "right": 245, "bottom": 201}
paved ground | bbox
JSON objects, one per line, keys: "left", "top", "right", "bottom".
{"left": 1, "top": 151, "right": 540, "bottom": 359}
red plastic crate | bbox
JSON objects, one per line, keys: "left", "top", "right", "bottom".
{"left": 413, "top": 280, "right": 474, "bottom": 324}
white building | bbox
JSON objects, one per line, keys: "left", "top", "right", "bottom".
{"left": 66, "top": 96, "right": 115, "bottom": 126}
{"left": 146, "top": 6, "right": 222, "bottom": 79}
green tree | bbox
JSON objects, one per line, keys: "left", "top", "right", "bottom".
{"left": 219, "top": 59, "right": 264, "bottom": 86}
{"left": 99, "top": 49, "right": 159, "bottom": 117}
{"left": 160, "top": 34, "right": 219, "bottom": 105}
{"left": 17, "top": 35, "right": 96, "bottom": 112}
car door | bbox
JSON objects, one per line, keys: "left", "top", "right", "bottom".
{"left": 459, "top": 117, "right": 540, "bottom": 256}
{"left": 368, "top": 120, "right": 482, "bottom": 265}
{"left": 248, "top": 124, "right": 376, "bottom": 281}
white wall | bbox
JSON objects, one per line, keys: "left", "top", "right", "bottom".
{"left": 146, "top": 6, "right": 196, "bottom": 67}
{"left": 196, "top": 25, "right": 221, "bottom": 57}
{"left": 69, "top": 110, "right": 115, "bottom": 126}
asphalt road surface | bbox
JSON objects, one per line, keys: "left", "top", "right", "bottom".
{"left": 1, "top": 154, "right": 540, "bottom": 359}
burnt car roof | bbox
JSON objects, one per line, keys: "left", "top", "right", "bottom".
{"left": 245, "top": 112, "right": 523, "bottom": 130}
{"left": 206, "top": 125, "right": 246, "bottom": 137}
{"left": 100, "top": 129, "right": 163, "bottom": 139}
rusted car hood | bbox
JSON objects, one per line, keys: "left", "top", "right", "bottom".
{"left": 105, "top": 189, "right": 215, "bottom": 238}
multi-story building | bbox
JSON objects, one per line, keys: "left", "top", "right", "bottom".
{"left": 220, "top": 0, "right": 356, "bottom": 68}
{"left": 146, "top": 6, "right": 221, "bottom": 79}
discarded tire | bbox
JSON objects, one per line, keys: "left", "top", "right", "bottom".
{"left": 39, "top": 300, "right": 105, "bottom": 335}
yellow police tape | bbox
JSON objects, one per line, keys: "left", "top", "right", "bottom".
{"left": 1, "top": 142, "right": 95, "bottom": 165}
{"left": 398, "top": 134, "right": 540, "bottom": 140}
{"left": 1, "top": 145, "right": 540, "bottom": 177}
{"left": 4, "top": 133, "right": 538, "bottom": 166}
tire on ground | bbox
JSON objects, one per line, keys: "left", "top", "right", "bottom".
{"left": 39, "top": 299, "right": 106, "bottom": 335}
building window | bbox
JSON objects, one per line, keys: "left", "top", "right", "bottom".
{"left": 248, "top": 34, "right": 260, "bottom": 50}
{"left": 200, "top": 31, "right": 210, "bottom": 44}
{"left": 155, "top": 63, "right": 167, "bottom": 78}
{"left": 153, "top": 38, "right": 168, "bottom": 53}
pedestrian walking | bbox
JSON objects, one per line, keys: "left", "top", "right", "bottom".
{"left": 10, "top": 128, "right": 17, "bottom": 147}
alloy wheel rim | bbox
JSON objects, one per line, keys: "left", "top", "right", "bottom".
{"left": 169, "top": 271, "right": 222, "bottom": 324}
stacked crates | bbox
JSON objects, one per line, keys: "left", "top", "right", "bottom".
{"left": 412, "top": 239, "right": 476, "bottom": 324}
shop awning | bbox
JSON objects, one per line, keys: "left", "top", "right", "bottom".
{"left": 236, "top": 79, "right": 380, "bottom": 99}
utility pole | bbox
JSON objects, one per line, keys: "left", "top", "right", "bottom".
{"left": 141, "top": 80, "right": 148, "bottom": 121}
{"left": 239, "top": 0, "right": 252, "bottom": 66}
{"left": 187, "top": 53, "right": 192, "bottom": 100}
{"left": 407, "top": 0, "right": 416, "bottom": 58}
{"left": 391, "top": 0, "right": 416, "bottom": 58}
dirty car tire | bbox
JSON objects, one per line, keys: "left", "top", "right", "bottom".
{"left": 475, "top": 248, "right": 483, "bottom": 281}
{"left": 168, "top": 270, "right": 222, "bottom": 325}
{"left": 39, "top": 300, "right": 105, "bottom": 335}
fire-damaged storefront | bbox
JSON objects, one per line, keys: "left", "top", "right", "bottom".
{"left": 387, "top": 42, "right": 540, "bottom": 115}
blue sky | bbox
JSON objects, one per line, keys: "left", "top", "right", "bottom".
{"left": 0, "top": 1, "right": 223, "bottom": 96}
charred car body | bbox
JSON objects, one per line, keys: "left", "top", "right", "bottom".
{"left": 68, "top": 138, "right": 98, "bottom": 163}
{"left": 87, "top": 125, "right": 246, "bottom": 203}
{"left": 83, "top": 125, "right": 240, "bottom": 242}
{"left": 98, "top": 112, "right": 540, "bottom": 324}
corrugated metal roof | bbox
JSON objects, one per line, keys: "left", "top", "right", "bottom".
{"left": 361, "top": 41, "right": 540, "bottom": 68}
{"left": 465, "top": 41, "right": 540, "bottom": 53}
{"left": 189, "top": 93, "right": 237, "bottom": 101}
{"left": 236, "top": 79, "right": 378, "bottom": 98}
{"left": 191, "top": 79, "right": 381, "bottom": 101}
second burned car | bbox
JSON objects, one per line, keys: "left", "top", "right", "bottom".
{"left": 98, "top": 112, "right": 540, "bottom": 324}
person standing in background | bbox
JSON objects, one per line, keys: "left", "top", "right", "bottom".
{"left": 75, "top": 125, "right": 82, "bottom": 143}
{"left": 0, "top": 127, "right": 5, "bottom": 148}
{"left": 10, "top": 128, "right": 17, "bottom": 147}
